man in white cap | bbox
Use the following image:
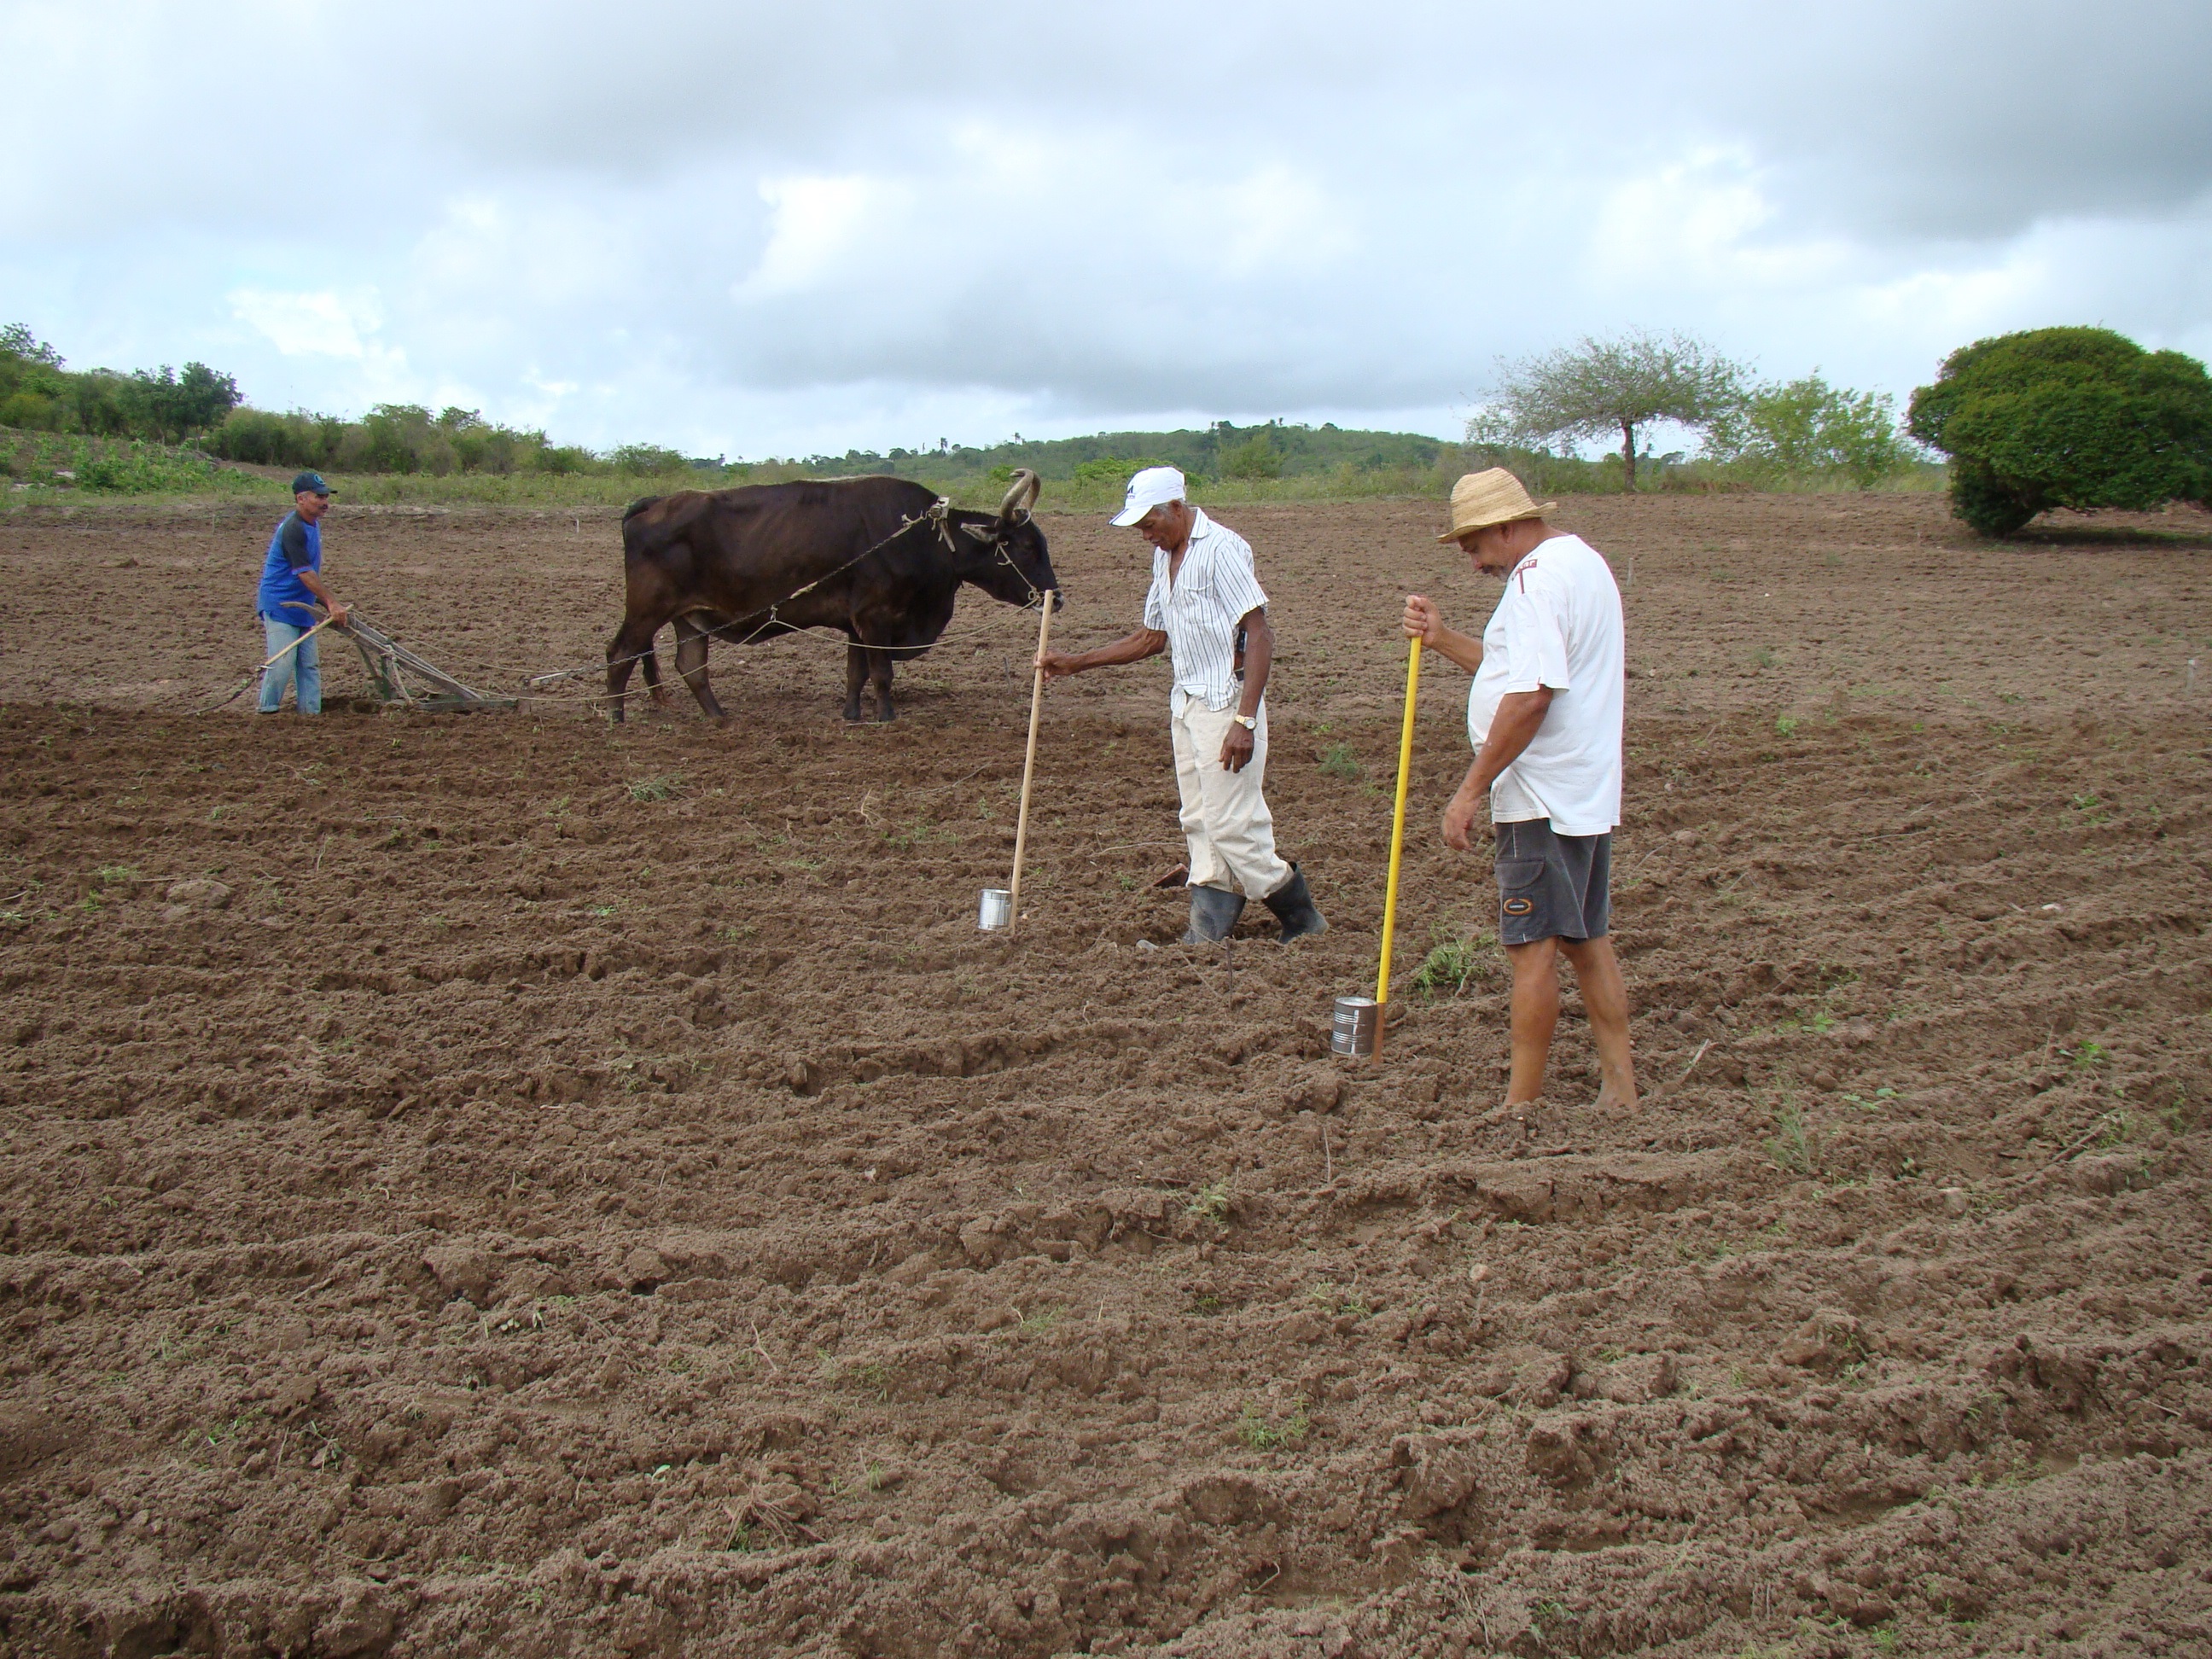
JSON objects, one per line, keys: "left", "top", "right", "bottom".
{"left": 1402, "top": 468, "right": 1637, "bottom": 1109}
{"left": 1039, "top": 466, "right": 1325, "bottom": 944}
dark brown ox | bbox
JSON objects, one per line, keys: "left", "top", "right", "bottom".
{"left": 608, "top": 469, "right": 1058, "bottom": 723}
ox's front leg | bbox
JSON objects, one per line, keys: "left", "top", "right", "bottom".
{"left": 870, "top": 647, "right": 897, "bottom": 722}
{"left": 843, "top": 644, "right": 868, "bottom": 724}
{"left": 672, "top": 614, "right": 728, "bottom": 723}
{"left": 605, "top": 616, "right": 660, "bottom": 724}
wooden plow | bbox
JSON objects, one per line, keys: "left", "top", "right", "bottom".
{"left": 341, "top": 614, "right": 517, "bottom": 713}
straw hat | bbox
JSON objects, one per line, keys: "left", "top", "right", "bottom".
{"left": 1436, "top": 468, "right": 1556, "bottom": 543}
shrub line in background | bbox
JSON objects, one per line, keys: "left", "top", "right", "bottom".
{"left": 32, "top": 318, "right": 2212, "bottom": 525}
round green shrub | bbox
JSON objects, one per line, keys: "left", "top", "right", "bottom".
{"left": 1907, "top": 326, "right": 2212, "bottom": 536}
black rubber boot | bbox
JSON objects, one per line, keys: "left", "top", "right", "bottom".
{"left": 1261, "top": 864, "right": 1327, "bottom": 942}
{"left": 1181, "top": 884, "right": 1246, "bottom": 944}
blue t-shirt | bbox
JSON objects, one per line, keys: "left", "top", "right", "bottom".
{"left": 257, "top": 512, "right": 322, "bottom": 625}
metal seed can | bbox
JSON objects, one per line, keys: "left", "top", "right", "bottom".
{"left": 1331, "top": 995, "right": 1381, "bottom": 1057}
{"left": 977, "top": 888, "right": 1012, "bottom": 931}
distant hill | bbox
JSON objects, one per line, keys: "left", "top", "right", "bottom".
{"left": 798, "top": 420, "right": 1452, "bottom": 486}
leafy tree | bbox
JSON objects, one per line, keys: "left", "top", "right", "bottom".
{"left": 205, "top": 408, "right": 321, "bottom": 468}
{"left": 606, "top": 443, "right": 693, "bottom": 475}
{"left": 1908, "top": 326, "right": 2212, "bottom": 536}
{"left": 126, "top": 362, "right": 241, "bottom": 441}
{"left": 536, "top": 444, "right": 594, "bottom": 475}
{"left": 355, "top": 404, "right": 437, "bottom": 474}
{"left": 1707, "top": 372, "right": 1914, "bottom": 487}
{"left": 0, "top": 324, "right": 63, "bottom": 369}
{"left": 1473, "top": 329, "right": 1748, "bottom": 490}
{"left": 1068, "top": 455, "right": 1168, "bottom": 489}
{"left": 67, "top": 372, "right": 143, "bottom": 438}
{"left": 1220, "top": 431, "right": 1283, "bottom": 480}
{"left": 0, "top": 325, "right": 70, "bottom": 429}
{"left": 447, "top": 415, "right": 522, "bottom": 474}
{"left": 2, "top": 326, "right": 237, "bottom": 442}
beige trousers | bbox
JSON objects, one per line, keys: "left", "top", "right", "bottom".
{"left": 1170, "top": 694, "right": 1291, "bottom": 899}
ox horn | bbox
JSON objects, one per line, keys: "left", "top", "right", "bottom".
{"left": 998, "top": 468, "right": 1041, "bottom": 520}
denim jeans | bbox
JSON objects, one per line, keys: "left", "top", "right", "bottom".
{"left": 258, "top": 618, "right": 322, "bottom": 714}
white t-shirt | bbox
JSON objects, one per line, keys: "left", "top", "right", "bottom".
{"left": 1465, "top": 533, "right": 1625, "bottom": 835}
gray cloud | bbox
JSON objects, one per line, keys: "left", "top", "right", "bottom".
{"left": 3, "top": 0, "right": 2208, "bottom": 455}
{"left": 1711, "top": 0, "right": 2212, "bottom": 237}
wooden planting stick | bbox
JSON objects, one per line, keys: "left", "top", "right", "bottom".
{"left": 1005, "top": 593, "right": 1056, "bottom": 935}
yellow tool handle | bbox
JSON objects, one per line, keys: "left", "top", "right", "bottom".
{"left": 1376, "top": 637, "right": 1421, "bottom": 1004}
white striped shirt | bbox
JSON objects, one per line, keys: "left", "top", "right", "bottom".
{"left": 1141, "top": 509, "right": 1268, "bottom": 712}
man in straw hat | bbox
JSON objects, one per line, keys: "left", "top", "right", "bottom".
{"left": 1039, "top": 466, "right": 1326, "bottom": 944}
{"left": 1402, "top": 468, "right": 1637, "bottom": 1109}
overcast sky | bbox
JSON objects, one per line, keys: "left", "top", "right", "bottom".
{"left": 4, "top": 0, "right": 2208, "bottom": 459}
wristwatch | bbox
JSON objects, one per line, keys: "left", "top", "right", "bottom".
{"left": 1231, "top": 714, "right": 1257, "bottom": 731}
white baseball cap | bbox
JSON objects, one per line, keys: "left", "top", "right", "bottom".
{"left": 1110, "top": 465, "right": 1187, "bottom": 527}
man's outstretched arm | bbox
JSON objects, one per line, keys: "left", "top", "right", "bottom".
{"left": 1039, "top": 628, "right": 1167, "bottom": 678}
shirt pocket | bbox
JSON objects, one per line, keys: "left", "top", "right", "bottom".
{"left": 1496, "top": 858, "right": 1547, "bottom": 893}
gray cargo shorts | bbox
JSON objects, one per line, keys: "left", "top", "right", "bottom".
{"left": 1494, "top": 818, "right": 1611, "bottom": 946}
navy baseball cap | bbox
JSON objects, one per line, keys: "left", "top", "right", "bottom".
{"left": 291, "top": 470, "right": 333, "bottom": 497}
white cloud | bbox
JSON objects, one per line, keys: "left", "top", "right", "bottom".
{"left": 736, "top": 176, "right": 897, "bottom": 299}
{"left": 1854, "top": 260, "right": 2052, "bottom": 346}
{"left": 1587, "top": 149, "right": 1854, "bottom": 294}
{"left": 1210, "top": 166, "right": 1353, "bottom": 277}
{"left": 228, "top": 289, "right": 383, "bottom": 360}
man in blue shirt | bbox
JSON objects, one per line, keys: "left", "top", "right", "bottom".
{"left": 256, "top": 471, "right": 350, "bottom": 714}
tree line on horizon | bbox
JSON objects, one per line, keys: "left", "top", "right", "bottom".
{"left": 0, "top": 324, "right": 242, "bottom": 445}
{"left": 0, "top": 324, "right": 1446, "bottom": 490}
{"left": 5, "top": 321, "right": 2207, "bottom": 533}
{"left": 1472, "top": 330, "right": 1922, "bottom": 491}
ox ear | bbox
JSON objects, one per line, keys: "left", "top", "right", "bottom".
{"left": 964, "top": 520, "right": 1004, "bottom": 545}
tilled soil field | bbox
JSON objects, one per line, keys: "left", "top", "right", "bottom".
{"left": 0, "top": 492, "right": 2208, "bottom": 1659}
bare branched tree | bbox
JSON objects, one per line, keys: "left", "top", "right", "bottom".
{"left": 1470, "top": 330, "right": 1749, "bottom": 491}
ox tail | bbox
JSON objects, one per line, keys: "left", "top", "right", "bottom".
{"left": 622, "top": 495, "right": 662, "bottom": 523}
